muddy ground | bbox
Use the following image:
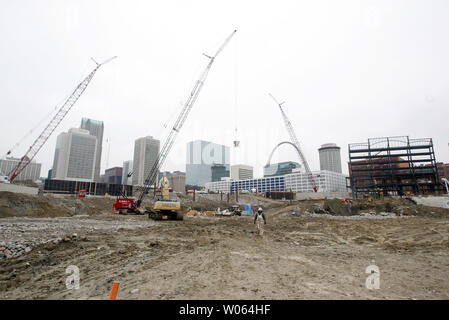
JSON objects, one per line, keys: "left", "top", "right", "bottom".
{"left": 1, "top": 192, "right": 449, "bottom": 300}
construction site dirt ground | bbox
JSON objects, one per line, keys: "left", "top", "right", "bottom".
{"left": 1, "top": 192, "right": 449, "bottom": 300}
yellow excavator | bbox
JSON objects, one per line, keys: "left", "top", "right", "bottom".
{"left": 146, "top": 177, "right": 183, "bottom": 220}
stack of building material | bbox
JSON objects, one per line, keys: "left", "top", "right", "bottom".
{"left": 185, "top": 210, "right": 198, "bottom": 216}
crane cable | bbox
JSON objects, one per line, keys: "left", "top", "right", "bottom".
{"left": 2, "top": 60, "right": 93, "bottom": 160}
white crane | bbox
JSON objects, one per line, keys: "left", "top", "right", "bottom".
{"left": 135, "top": 30, "right": 237, "bottom": 207}
{"left": 269, "top": 93, "right": 318, "bottom": 192}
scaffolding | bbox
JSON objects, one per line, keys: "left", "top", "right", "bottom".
{"left": 348, "top": 136, "right": 442, "bottom": 198}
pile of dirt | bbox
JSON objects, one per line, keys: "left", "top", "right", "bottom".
{"left": 11, "top": 180, "right": 40, "bottom": 188}
{"left": 3, "top": 191, "right": 446, "bottom": 220}
{"left": 180, "top": 193, "right": 284, "bottom": 212}
{"left": 323, "top": 199, "right": 354, "bottom": 216}
{"left": 0, "top": 192, "right": 116, "bottom": 218}
{"left": 181, "top": 199, "right": 230, "bottom": 212}
{"left": 287, "top": 198, "right": 449, "bottom": 218}
{"left": 350, "top": 198, "right": 449, "bottom": 218}
{"left": 0, "top": 192, "right": 72, "bottom": 218}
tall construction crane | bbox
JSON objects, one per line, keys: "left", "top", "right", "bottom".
{"left": 133, "top": 30, "right": 237, "bottom": 210}
{"left": 6, "top": 57, "right": 116, "bottom": 183}
{"left": 269, "top": 93, "right": 318, "bottom": 192}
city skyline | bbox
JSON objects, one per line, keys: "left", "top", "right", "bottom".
{"left": 1, "top": 1, "right": 448, "bottom": 181}
{"left": 5, "top": 116, "right": 449, "bottom": 187}
{"left": 6, "top": 115, "right": 449, "bottom": 185}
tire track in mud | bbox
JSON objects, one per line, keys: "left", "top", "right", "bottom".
{"left": 127, "top": 219, "right": 240, "bottom": 299}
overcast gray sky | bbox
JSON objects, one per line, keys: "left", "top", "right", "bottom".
{"left": 1, "top": 0, "right": 448, "bottom": 178}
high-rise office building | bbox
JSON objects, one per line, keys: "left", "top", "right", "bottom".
{"left": 80, "top": 118, "right": 104, "bottom": 182}
{"left": 211, "top": 164, "right": 230, "bottom": 182}
{"left": 231, "top": 164, "right": 253, "bottom": 180}
{"left": 122, "top": 160, "right": 133, "bottom": 185}
{"left": 104, "top": 167, "right": 122, "bottom": 184}
{"left": 159, "top": 171, "right": 186, "bottom": 193}
{"left": 318, "top": 143, "right": 342, "bottom": 173}
{"left": 132, "top": 136, "right": 160, "bottom": 186}
{"left": 168, "top": 171, "right": 186, "bottom": 193}
{"left": 0, "top": 157, "right": 41, "bottom": 181}
{"left": 186, "top": 140, "right": 230, "bottom": 187}
{"left": 51, "top": 128, "right": 97, "bottom": 182}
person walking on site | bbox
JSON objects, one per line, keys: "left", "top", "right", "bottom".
{"left": 254, "top": 207, "right": 266, "bottom": 236}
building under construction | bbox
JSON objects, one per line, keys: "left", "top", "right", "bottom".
{"left": 348, "top": 136, "right": 442, "bottom": 198}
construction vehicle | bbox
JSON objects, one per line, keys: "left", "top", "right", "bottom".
{"left": 112, "top": 169, "right": 139, "bottom": 214}
{"left": 217, "top": 205, "right": 241, "bottom": 217}
{"left": 4, "top": 57, "right": 116, "bottom": 183}
{"left": 269, "top": 94, "right": 318, "bottom": 192}
{"left": 113, "top": 30, "right": 237, "bottom": 220}
{"left": 112, "top": 198, "right": 139, "bottom": 214}
{"left": 146, "top": 177, "right": 183, "bottom": 220}
{"left": 229, "top": 205, "right": 242, "bottom": 216}
{"left": 112, "top": 180, "right": 178, "bottom": 216}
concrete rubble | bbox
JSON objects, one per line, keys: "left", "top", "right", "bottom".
{"left": 0, "top": 216, "right": 156, "bottom": 259}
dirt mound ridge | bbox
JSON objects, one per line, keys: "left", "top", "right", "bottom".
{"left": 0, "top": 192, "right": 116, "bottom": 218}
{"left": 0, "top": 192, "right": 72, "bottom": 218}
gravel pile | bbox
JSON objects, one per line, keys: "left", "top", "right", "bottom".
{"left": 300, "top": 211, "right": 412, "bottom": 220}
{"left": 0, "top": 216, "right": 156, "bottom": 259}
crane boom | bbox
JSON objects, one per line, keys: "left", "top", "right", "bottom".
{"left": 269, "top": 93, "right": 318, "bottom": 192}
{"left": 136, "top": 30, "right": 237, "bottom": 207}
{"left": 8, "top": 57, "right": 116, "bottom": 182}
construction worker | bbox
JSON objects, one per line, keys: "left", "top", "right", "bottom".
{"left": 254, "top": 207, "right": 266, "bottom": 236}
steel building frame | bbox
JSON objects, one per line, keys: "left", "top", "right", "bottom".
{"left": 348, "top": 136, "right": 442, "bottom": 198}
